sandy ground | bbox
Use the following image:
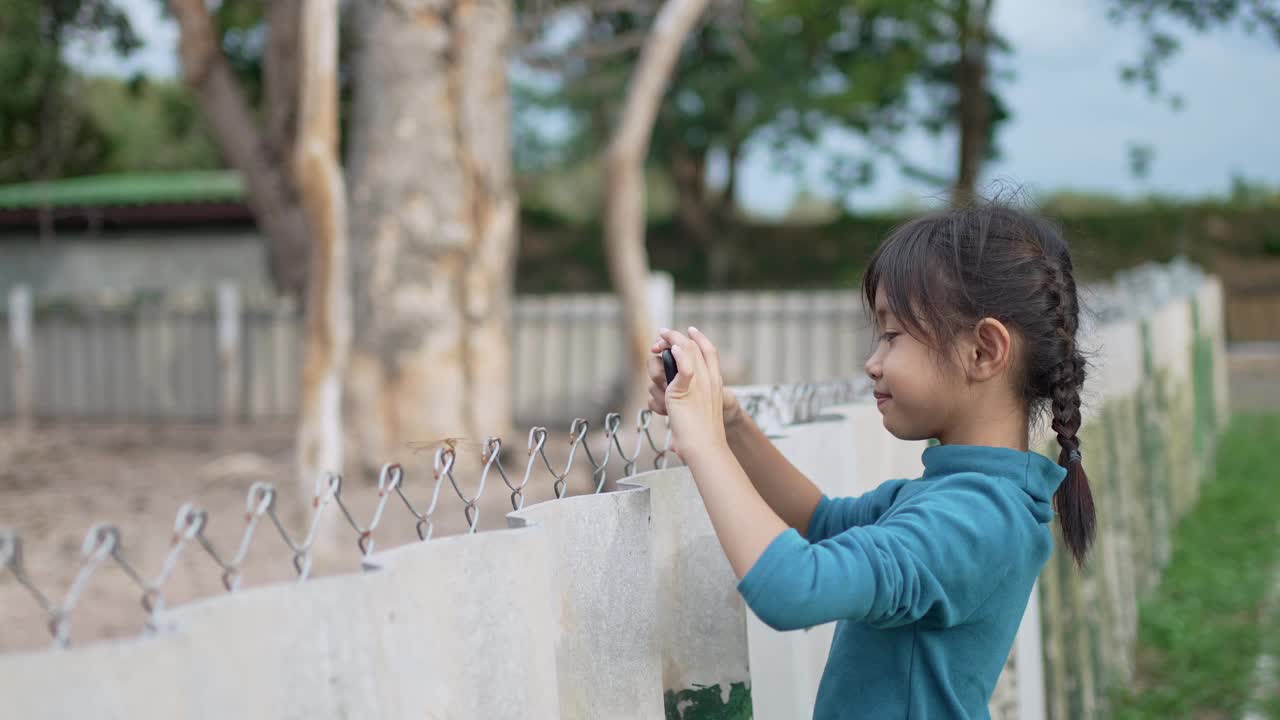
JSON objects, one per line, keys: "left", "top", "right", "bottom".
{"left": 1227, "top": 342, "right": 1280, "bottom": 414}
{"left": 0, "top": 420, "right": 672, "bottom": 654}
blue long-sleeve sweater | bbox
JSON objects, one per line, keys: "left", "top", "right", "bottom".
{"left": 737, "top": 444, "right": 1067, "bottom": 719}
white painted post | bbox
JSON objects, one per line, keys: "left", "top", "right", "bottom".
{"left": 647, "top": 271, "right": 674, "bottom": 332}
{"left": 8, "top": 285, "right": 33, "bottom": 428}
{"left": 271, "top": 299, "right": 296, "bottom": 416}
{"left": 1015, "top": 580, "right": 1048, "bottom": 720}
{"left": 216, "top": 282, "right": 242, "bottom": 425}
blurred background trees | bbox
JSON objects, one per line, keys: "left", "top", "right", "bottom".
{"left": 2, "top": 0, "right": 1278, "bottom": 473}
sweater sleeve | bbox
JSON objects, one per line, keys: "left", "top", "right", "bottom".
{"left": 739, "top": 474, "right": 1024, "bottom": 632}
{"left": 803, "top": 479, "right": 911, "bottom": 543}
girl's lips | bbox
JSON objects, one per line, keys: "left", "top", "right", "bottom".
{"left": 874, "top": 392, "right": 892, "bottom": 408}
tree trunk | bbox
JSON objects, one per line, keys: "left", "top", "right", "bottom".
{"left": 294, "top": 0, "right": 351, "bottom": 510}
{"left": 168, "top": 0, "right": 310, "bottom": 299}
{"left": 605, "top": 0, "right": 713, "bottom": 418}
{"left": 671, "top": 141, "right": 739, "bottom": 289}
{"left": 951, "top": 0, "right": 993, "bottom": 206}
{"left": 266, "top": 0, "right": 303, "bottom": 167}
{"left": 671, "top": 144, "right": 718, "bottom": 285}
{"left": 709, "top": 140, "right": 742, "bottom": 289}
{"left": 672, "top": 144, "right": 712, "bottom": 244}
{"left": 345, "top": 0, "right": 517, "bottom": 470}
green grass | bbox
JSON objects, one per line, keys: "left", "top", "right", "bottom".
{"left": 1110, "top": 413, "right": 1280, "bottom": 719}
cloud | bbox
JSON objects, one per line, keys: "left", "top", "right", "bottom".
{"left": 995, "top": 0, "right": 1097, "bottom": 59}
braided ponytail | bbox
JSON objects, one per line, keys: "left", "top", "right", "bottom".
{"left": 1047, "top": 262, "right": 1095, "bottom": 567}
{"left": 863, "top": 200, "right": 1098, "bottom": 570}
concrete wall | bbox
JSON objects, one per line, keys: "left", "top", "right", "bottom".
{"left": 1034, "top": 272, "right": 1229, "bottom": 720}
{"left": 0, "top": 527, "right": 563, "bottom": 719}
{"left": 621, "top": 467, "right": 753, "bottom": 718}
{"left": 0, "top": 261, "right": 1228, "bottom": 719}
{"left": 0, "top": 231, "right": 272, "bottom": 298}
{"left": 507, "top": 488, "right": 664, "bottom": 719}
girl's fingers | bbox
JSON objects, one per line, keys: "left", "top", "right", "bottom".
{"left": 649, "top": 383, "right": 665, "bottom": 405}
{"left": 667, "top": 339, "right": 705, "bottom": 393}
{"left": 658, "top": 328, "right": 695, "bottom": 358}
{"left": 647, "top": 352, "right": 668, "bottom": 388}
{"left": 687, "top": 327, "right": 721, "bottom": 383}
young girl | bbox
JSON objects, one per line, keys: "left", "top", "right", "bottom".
{"left": 647, "top": 202, "right": 1096, "bottom": 719}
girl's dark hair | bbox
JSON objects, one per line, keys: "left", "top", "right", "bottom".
{"left": 862, "top": 201, "right": 1096, "bottom": 567}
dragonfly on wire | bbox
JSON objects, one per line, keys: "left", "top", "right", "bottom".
{"left": 406, "top": 437, "right": 490, "bottom": 458}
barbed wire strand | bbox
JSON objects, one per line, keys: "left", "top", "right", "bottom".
{"left": 394, "top": 454, "right": 449, "bottom": 542}
{"left": 440, "top": 439, "right": 498, "bottom": 534}
{"left": 0, "top": 377, "right": 860, "bottom": 648}
{"left": 263, "top": 472, "right": 341, "bottom": 581}
{"left": 332, "top": 464, "right": 404, "bottom": 557}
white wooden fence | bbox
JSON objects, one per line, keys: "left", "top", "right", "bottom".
{"left": 1, "top": 284, "right": 869, "bottom": 427}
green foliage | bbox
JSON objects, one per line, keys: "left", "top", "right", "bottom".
{"left": 1109, "top": 413, "right": 1280, "bottom": 719}
{"left": 664, "top": 683, "right": 752, "bottom": 720}
{"left": 1108, "top": 0, "right": 1280, "bottom": 107}
{"left": 207, "top": 0, "right": 268, "bottom": 107}
{"left": 517, "top": 0, "right": 1012, "bottom": 203}
{"left": 83, "top": 77, "right": 223, "bottom": 172}
{"left": 513, "top": 200, "right": 1280, "bottom": 293}
{"left": 0, "top": 0, "right": 139, "bottom": 182}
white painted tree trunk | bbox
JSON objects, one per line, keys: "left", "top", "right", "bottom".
{"left": 604, "top": 0, "right": 712, "bottom": 418}
{"left": 294, "top": 0, "right": 351, "bottom": 520}
{"left": 346, "top": 0, "right": 517, "bottom": 468}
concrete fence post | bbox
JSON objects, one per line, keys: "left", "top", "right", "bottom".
{"left": 507, "top": 488, "right": 664, "bottom": 719}
{"left": 647, "top": 271, "right": 674, "bottom": 332}
{"left": 8, "top": 284, "right": 33, "bottom": 428}
{"left": 216, "top": 282, "right": 242, "bottom": 425}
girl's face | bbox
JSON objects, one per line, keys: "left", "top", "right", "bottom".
{"left": 863, "top": 287, "right": 965, "bottom": 442}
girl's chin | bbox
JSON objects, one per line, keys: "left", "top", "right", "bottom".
{"left": 881, "top": 414, "right": 933, "bottom": 443}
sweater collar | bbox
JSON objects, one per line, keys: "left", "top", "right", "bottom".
{"left": 921, "top": 444, "right": 1066, "bottom": 503}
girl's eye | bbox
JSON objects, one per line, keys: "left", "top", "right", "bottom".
{"left": 879, "top": 331, "right": 899, "bottom": 344}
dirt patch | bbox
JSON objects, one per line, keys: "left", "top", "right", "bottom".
{"left": 1228, "top": 343, "right": 1280, "bottom": 413}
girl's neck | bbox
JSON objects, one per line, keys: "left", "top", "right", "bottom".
{"left": 936, "top": 401, "right": 1030, "bottom": 451}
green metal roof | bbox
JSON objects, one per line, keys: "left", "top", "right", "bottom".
{"left": 0, "top": 171, "right": 244, "bottom": 210}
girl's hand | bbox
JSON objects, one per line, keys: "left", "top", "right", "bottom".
{"left": 646, "top": 327, "right": 729, "bottom": 460}
{"left": 647, "top": 332, "right": 744, "bottom": 427}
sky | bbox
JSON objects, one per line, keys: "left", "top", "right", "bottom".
{"left": 66, "top": 0, "right": 1280, "bottom": 215}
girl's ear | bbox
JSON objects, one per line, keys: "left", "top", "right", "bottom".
{"left": 969, "top": 317, "right": 1014, "bottom": 382}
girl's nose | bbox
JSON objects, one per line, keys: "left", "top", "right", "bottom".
{"left": 864, "top": 349, "right": 883, "bottom": 381}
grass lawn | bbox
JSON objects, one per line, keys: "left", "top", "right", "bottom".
{"left": 1110, "top": 413, "right": 1280, "bottom": 719}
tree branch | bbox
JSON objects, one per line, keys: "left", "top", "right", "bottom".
{"left": 519, "top": 28, "right": 651, "bottom": 69}
{"left": 167, "top": 0, "right": 310, "bottom": 298}
{"left": 864, "top": 133, "right": 951, "bottom": 188}
{"left": 603, "top": 0, "right": 712, "bottom": 415}
{"left": 716, "top": 138, "right": 742, "bottom": 220}
{"left": 266, "top": 0, "right": 304, "bottom": 175}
